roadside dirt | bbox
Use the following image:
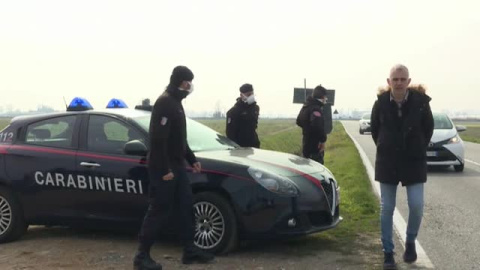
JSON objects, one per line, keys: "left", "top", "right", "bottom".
{"left": 0, "top": 226, "right": 389, "bottom": 270}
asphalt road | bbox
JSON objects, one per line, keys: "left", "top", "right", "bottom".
{"left": 342, "top": 120, "right": 480, "bottom": 270}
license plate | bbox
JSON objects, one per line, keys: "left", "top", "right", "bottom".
{"left": 426, "top": 151, "right": 437, "bottom": 157}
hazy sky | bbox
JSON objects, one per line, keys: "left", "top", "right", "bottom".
{"left": 1, "top": 0, "right": 479, "bottom": 117}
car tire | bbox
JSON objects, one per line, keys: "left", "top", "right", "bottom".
{"left": 0, "top": 186, "right": 28, "bottom": 243}
{"left": 359, "top": 128, "right": 364, "bottom": 135}
{"left": 193, "top": 192, "right": 238, "bottom": 254}
{"left": 454, "top": 164, "right": 464, "bottom": 172}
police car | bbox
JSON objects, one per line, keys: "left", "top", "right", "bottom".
{"left": 0, "top": 98, "right": 341, "bottom": 254}
{"left": 427, "top": 112, "right": 466, "bottom": 172}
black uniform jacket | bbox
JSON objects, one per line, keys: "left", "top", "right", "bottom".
{"left": 226, "top": 98, "right": 260, "bottom": 148}
{"left": 371, "top": 85, "right": 434, "bottom": 186}
{"left": 296, "top": 96, "right": 327, "bottom": 151}
{"left": 148, "top": 86, "right": 196, "bottom": 176}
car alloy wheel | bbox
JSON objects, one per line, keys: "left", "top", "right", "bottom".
{"left": 0, "top": 187, "right": 28, "bottom": 243}
{"left": 194, "top": 201, "right": 225, "bottom": 249}
{"left": 0, "top": 196, "right": 12, "bottom": 236}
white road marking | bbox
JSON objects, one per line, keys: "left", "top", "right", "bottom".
{"left": 343, "top": 123, "right": 435, "bottom": 269}
{"left": 465, "top": 159, "right": 480, "bottom": 167}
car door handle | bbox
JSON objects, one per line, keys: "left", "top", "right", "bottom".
{"left": 80, "top": 162, "right": 101, "bottom": 168}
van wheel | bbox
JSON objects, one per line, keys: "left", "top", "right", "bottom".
{"left": 454, "top": 164, "right": 464, "bottom": 172}
{"left": 193, "top": 192, "right": 238, "bottom": 254}
{"left": 0, "top": 187, "right": 28, "bottom": 243}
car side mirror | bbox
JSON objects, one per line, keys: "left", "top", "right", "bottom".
{"left": 456, "top": 125, "right": 467, "bottom": 132}
{"left": 124, "top": 140, "right": 148, "bottom": 156}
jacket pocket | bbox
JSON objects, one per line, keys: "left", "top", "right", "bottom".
{"left": 406, "top": 131, "right": 426, "bottom": 158}
{"left": 376, "top": 130, "right": 395, "bottom": 154}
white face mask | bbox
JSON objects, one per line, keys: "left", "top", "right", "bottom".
{"left": 242, "top": 94, "right": 256, "bottom": 104}
{"left": 187, "top": 82, "right": 194, "bottom": 94}
{"left": 179, "top": 82, "right": 194, "bottom": 95}
{"left": 317, "top": 97, "right": 327, "bottom": 104}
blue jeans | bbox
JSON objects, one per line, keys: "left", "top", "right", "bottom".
{"left": 380, "top": 182, "right": 424, "bottom": 253}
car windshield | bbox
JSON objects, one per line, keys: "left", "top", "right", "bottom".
{"left": 132, "top": 115, "right": 238, "bottom": 152}
{"left": 433, "top": 113, "right": 453, "bottom": 130}
{"left": 362, "top": 114, "right": 371, "bottom": 120}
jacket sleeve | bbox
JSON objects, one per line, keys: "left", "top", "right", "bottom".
{"left": 310, "top": 108, "right": 327, "bottom": 143}
{"left": 149, "top": 102, "right": 171, "bottom": 176}
{"left": 422, "top": 102, "right": 434, "bottom": 146}
{"left": 226, "top": 108, "right": 238, "bottom": 142}
{"left": 296, "top": 107, "right": 305, "bottom": 128}
{"left": 254, "top": 105, "right": 260, "bottom": 148}
{"left": 370, "top": 100, "right": 380, "bottom": 145}
{"left": 254, "top": 105, "right": 260, "bottom": 129}
{"left": 185, "top": 144, "right": 197, "bottom": 166}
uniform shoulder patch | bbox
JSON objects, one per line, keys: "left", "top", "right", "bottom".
{"left": 161, "top": 117, "right": 168, "bottom": 125}
{"left": 313, "top": 111, "right": 321, "bottom": 117}
{"left": 227, "top": 117, "right": 231, "bottom": 124}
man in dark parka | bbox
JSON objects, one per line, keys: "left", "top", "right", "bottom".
{"left": 371, "top": 64, "right": 434, "bottom": 269}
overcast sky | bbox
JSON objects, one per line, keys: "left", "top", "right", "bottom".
{"left": 1, "top": 0, "right": 479, "bottom": 117}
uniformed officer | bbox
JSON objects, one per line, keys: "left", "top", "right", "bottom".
{"left": 133, "top": 66, "right": 214, "bottom": 270}
{"left": 226, "top": 83, "right": 260, "bottom": 148}
{"left": 296, "top": 85, "right": 328, "bottom": 164}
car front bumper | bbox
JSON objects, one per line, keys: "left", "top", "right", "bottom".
{"left": 268, "top": 205, "right": 343, "bottom": 237}
{"left": 361, "top": 126, "right": 371, "bottom": 132}
{"left": 426, "top": 142, "right": 464, "bottom": 166}
{"left": 359, "top": 123, "right": 371, "bottom": 132}
{"left": 237, "top": 177, "right": 342, "bottom": 239}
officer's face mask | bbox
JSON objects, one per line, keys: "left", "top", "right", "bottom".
{"left": 241, "top": 93, "right": 256, "bottom": 105}
{"left": 179, "top": 82, "right": 194, "bottom": 96}
{"left": 317, "top": 97, "right": 327, "bottom": 104}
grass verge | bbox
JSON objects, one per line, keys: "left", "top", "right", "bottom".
{"left": 459, "top": 127, "right": 480, "bottom": 143}
{"left": 454, "top": 121, "right": 480, "bottom": 144}
{"left": 0, "top": 118, "right": 10, "bottom": 130}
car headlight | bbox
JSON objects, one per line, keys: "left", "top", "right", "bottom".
{"left": 247, "top": 167, "right": 299, "bottom": 197}
{"left": 448, "top": 135, "right": 461, "bottom": 144}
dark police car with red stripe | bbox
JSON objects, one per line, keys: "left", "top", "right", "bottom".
{"left": 0, "top": 98, "right": 341, "bottom": 253}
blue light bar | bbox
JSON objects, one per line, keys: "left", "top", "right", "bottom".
{"left": 106, "top": 98, "right": 128, "bottom": 109}
{"left": 67, "top": 97, "right": 93, "bottom": 111}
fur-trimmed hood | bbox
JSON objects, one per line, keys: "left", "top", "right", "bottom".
{"left": 377, "top": 84, "right": 427, "bottom": 96}
{"left": 377, "top": 84, "right": 431, "bottom": 103}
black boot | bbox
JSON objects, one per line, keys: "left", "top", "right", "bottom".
{"left": 383, "top": 252, "right": 397, "bottom": 270}
{"left": 182, "top": 245, "right": 215, "bottom": 265}
{"left": 133, "top": 251, "right": 162, "bottom": 270}
{"left": 403, "top": 242, "right": 417, "bottom": 263}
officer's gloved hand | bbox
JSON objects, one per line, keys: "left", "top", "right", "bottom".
{"left": 318, "top": 143, "right": 326, "bottom": 152}
{"left": 162, "top": 172, "right": 174, "bottom": 181}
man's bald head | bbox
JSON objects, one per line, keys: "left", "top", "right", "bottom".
{"left": 390, "top": 64, "right": 410, "bottom": 78}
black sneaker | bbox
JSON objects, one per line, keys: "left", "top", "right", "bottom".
{"left": 182, "top": 246, "right": 215, "bottom": 264}
{"left": 133, "top": 251, "right": 162, "bottom": 270}
{"left": 383, "top": 252, "right": 397, "bottom": 270}
{"left": 403, "top": 242, "right": 417, "bottom": 263}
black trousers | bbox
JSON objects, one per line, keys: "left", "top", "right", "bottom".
{"left": 302, "top": 137, "right": 325, "bottom": 164}
{"left": 303, "top": 149, "right": 324, "bottom": 164}
{"left": 138, "top": 167, "right": 195, "bottom": 250}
